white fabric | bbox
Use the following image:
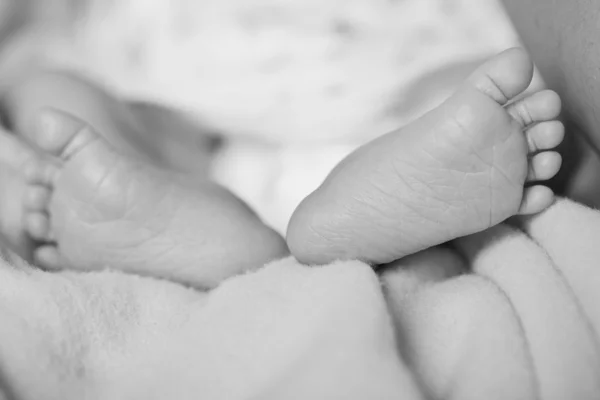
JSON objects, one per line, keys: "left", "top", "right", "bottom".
{"left": 0, "top": 199, "right": 599, "bottom": 400}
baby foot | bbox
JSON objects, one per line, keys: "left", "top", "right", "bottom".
{"left": 287, "top": 48, "right": 564, "bottom": 266}
{"left": 19, "top": 109, "right": 288, "bottom": 288}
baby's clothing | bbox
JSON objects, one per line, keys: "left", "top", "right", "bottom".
{"left": 6, "top": 0, "right": 522, "bottom": 232}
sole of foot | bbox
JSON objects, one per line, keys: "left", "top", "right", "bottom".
{"left": 287, "top": 48, "right": 564, "bottom": 266}
{"left": 18, "top": 109, "right": 288, "bottom": 288}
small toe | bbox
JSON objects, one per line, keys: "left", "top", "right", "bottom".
{"left": 24, "top": 185, "right": 52, "bottom": 211}
{"left": 525, "top": 120, "right": 565, "bottom": 152}
{"left": 527, "top": 152, "right": 562, "bottom": 182}
{"left": 35, "top": 108, "right": 100, "bottom": 161}
{"left": 507, "top": 90, "right": 561, "bottom": 127}
{"left": 33, "top": 245, "right": 62, "bottom": 271}
{"left": 25, "top": 212, "right": 51, "bottom": 241}
{"left": 519, "top": 185, "right": 555, "bottom": 215}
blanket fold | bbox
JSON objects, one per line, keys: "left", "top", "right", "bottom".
{"left": 0, "top": 198, "right": 599, "bottom": 400}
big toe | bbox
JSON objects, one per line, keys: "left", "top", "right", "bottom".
{"left": 466, "top": 47, "right": 533, "bottom": 105}
{"left": 32, "top": 109, "right": 124, "bottom": 213}
{"left": 33, "top": 108, "right": 102, "bottom": 162}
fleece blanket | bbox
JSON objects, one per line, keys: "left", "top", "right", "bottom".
{"left": 0, "top": 197, "right": 598, "bottom": 400}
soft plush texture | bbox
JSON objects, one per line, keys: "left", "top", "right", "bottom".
{"left": 0, "top": 197, "right": 598, "bottom": 400}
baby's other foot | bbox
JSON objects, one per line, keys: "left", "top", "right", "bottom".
{"left": 288, "top": 48, "right": 563, "bottom": 266}
{"left": 20, "top": 109, "right": 288, "bottom": 288}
